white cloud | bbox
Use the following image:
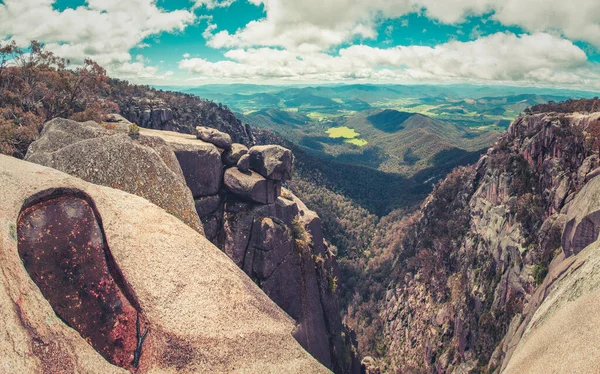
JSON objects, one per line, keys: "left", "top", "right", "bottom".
{"left": 0, "top": 0, "right": 196, "bottom": 81}
{"left": 204, "top": 0, "right": 413, "bottom": 51}
{"left": 193, "top": 0, "right": 236, "bottom": 9}
{"left": 418, "top": 0, "right": 600, "bottom": 48}
{"left": 202, "top": 0, "right": 600, "bottom": 51}
{"left": 180, "top": 32, "right": 600, "bottom": 88}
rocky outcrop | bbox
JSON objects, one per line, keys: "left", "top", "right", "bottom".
{"left": 139, "top": 127, "right": 224, "bottom": 198}
{"left": 95, "top": 119, "right": 360, "bottom": 373}
{"left": 238, "top": 153, "right": 251, "bottom": 172}
{"left": 561, "top": 175, "right": 600, "bottom": 256}
{"left": 0, "top": 155, "right": 329, "bottom": 373}
{"left": 500, "top": 200, "right": 600, "bottom": 373}
{"left": 354, "top": 111, "right": 600, "bottom": 373}
{"left": 249, "top": 145, "right": 294, "bottom": 180}
{"left": 224, "top": 168, "right": 281, "bottom": 204}
{"left": 223, "top": 143, "right": 248, "bottom": 166}
{"left": 24, "top": 118, "right": 203, "bottom": 234}
{"left": 220, "top": 192, "right": 361, "bottom": 374}
{"left": 117, "top": 96, "right": 254, "bottom": 145}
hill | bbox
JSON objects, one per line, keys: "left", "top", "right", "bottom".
{"left": 246, "top": 108, "right": 499, "bottom": 176}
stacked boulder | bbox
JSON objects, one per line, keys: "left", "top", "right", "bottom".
{"left": 143, "top": 125, "right": 360, "bottom": 373}
{"left": 224, "top": 145, "right": 292, "bottom": 205}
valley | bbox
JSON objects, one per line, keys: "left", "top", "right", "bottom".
{"left": 172, "top": 84, "right": 597, "bottom": 178}
{"left": 3, "top": 39, "right": 600, "bottom": 374}
{"left": 5, "top": 1, "right": 600, "bottom": 373}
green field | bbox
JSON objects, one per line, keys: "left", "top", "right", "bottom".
{"left": 327, "top": 126, "right": 361, "bottom": 139}
{"left": 326, "top": 126, "right": 368, "bottom": 147}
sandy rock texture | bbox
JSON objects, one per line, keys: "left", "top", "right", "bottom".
{"left": 0, "top": 155, "right": 330, "bottom": 374}
{"left": 24, "top": 118, "right": 203, "bottom": 234}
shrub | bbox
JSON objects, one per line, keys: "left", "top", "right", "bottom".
{"left": 328, "top": 274, "right": 339, "bottom": 293}
{"left": 532, "top": 264, "right": 548, "bottom": 286}
{"left": 128, "top": 123, "right": 140, "bottom": 138}
{"left": 0, "top": 40, "right": 118, "bottom": 157}
{"left": 290, "top": 216, "right": 312, "bottom": 254}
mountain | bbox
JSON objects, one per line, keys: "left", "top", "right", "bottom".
{"left": 5, "top": 41, "right": 600, "bottom": 374}
{"left": 346, "top": 101, "right": 600, "bottom": 373}
{"left": 244, "top": 108, "right": 499, "bottom": 177}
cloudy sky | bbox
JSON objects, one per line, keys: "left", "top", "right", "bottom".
{"left": 1, "top": 0, "right": 600, "bottom": 89}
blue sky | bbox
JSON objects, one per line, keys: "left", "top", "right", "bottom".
{"left": 2, "top": 0, "right": 600, "bottom": 88}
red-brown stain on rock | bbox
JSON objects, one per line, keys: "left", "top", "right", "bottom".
{"left": 17, "top": 195, "right": 139, "bottom": 370}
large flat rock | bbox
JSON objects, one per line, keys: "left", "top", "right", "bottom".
{"left": 25, "top": 118, "right": 203, "bottom": 234}
{"left": 0, "top": 155, "right": 329, "bottom": 374}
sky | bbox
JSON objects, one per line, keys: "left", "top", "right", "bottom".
{"left": 1, "top": 0, "right": 600, "bottom": 89}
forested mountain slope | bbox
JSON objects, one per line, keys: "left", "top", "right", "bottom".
{"left": 346, "top": 100, "right": 600, "bottom": 373}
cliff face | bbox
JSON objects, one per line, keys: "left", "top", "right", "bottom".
{"left": 115, "top": 95, "right": 254, "bottom": 145}
{"left": 23, "top": 116, "right": 360, "bottom": 373}
{"left": 354, "top": 111, "right": 600, "bottom": 372}
{"left": 136, "top": 126, "right": 361, "bottom": 374}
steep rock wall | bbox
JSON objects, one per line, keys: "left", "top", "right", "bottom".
{"left": 141, "top": 126, "right": 362, "bottom": 374}
{"left": 355, "top": 111, "right": 600, "bottom": 373}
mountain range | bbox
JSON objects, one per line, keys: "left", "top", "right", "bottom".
{"left": 3, "top": 43, "right": 600, "bottom": 374}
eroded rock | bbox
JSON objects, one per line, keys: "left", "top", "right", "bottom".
{"left": 224, "top": 167, "right": 280, "bottom": 204}
{"left": 562, "top": 175, "right": 600, "bottom": 256}
{"left": 221, "top": 192, "right": 361, "bottom": 373}
{"left": 223, "top": 143, "right": 249, "bottom": 166}
{"left": 248, "top": 145, "right": 293, "bottom": 180}
{"left": 196, "top": 126, "right": 232, "bottom": 149}
{"left": 169, "top": 142, "right": 223, "bottom": 197}
{"left": 18, "top": 192, "right": 141, "bottom": 370}
{"left": 25, "top": 118, "right": 203, "bottom": 234}
{"left": 195, "top": 194, "right": 222, "bottom": 218}
{"left": 237, "top": 153, "right": 250, "bottom": 172}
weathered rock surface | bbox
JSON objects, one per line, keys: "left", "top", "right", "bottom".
{"left": 118, "top": 96, "right": 254, "bottom": 145}
{"left": 196, "top": 126, "right": 232, "bottom": 150}
{"left": 355, "top": 111, "right": 600, "bottom": 373}
{"left": 195, "top": 194, "right": 222, "bottom": 218}
{"left": 502, "top": 240, "right": 600, "bottom": 373}
{"left": 0, "top": 155, "right": 330, "bottom": 373}
{"left": 220, "top": 191, "right": 361, "bottom": 373}
{"left": 223, "top": 143, "right": 249, "bottom": 166}
{"left": 224, "top": 168, "right": 280, "bottom": 204}
{"left": 139, "top": 128, "right": 224, "bottom": 198}
{"left": 24, "top": 118, "right": 203, "bottom": 234}
{"left": 18, "top": 193, "right": 140, "bottom": 370}
{"left": 237, "top": 153, "right": 250, "bottom": 172}
{"left": 562, "top": 175, "right": 600, "bottom": 256}
{"left": 248, "top": 145, "right": 293, "bottom": 180}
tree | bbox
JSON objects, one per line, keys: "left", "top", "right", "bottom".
{"left": 0, "top": 40, "right": 118, "bottom": 157}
